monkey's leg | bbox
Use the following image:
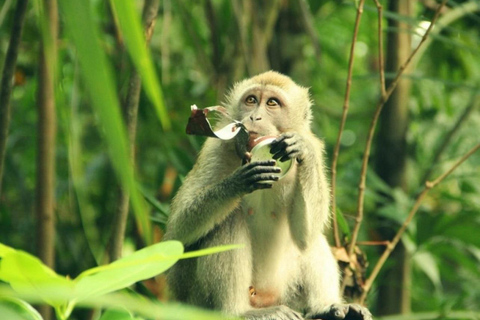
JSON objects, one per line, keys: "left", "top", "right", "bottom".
{"left": 302, "top": 239, "right": 372, "bottom": 320}
{"left": 190, "top": 214, "right": 255, "bottom": 315}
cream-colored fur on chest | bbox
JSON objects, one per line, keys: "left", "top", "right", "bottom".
{"left": 241, "top": 165, "right": 300, "bottom": 296}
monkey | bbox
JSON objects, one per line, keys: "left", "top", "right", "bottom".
{"left": 164, "top": 71, "right": 372, "bottom": 320}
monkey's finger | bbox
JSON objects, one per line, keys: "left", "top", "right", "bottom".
{"left": 270, "top": 133, "right": 295, "bottom": 153}
{"left": 245, "top": 166, "right": 282, "bottom": 177}
{"left": 271, "top": 138, "right": 300, "bottom": 157}
{"left": 271, "top": 143, "right": 294, "bottom": 159}
{"left": 271, "top": 133, "right": 291, "bottom": 145}
{"left": 273, "top": 147, "right": 300, "bottom": 162}
{"left": 249, "top": 174, "right": 280, "bottom": 184}
{"left": 252, "top": 182, "right": 273, "bottom": 191}
{"left": 246, "top": 159, "right": 277, "bottom": 168}
{"left": 280, "top": 147, "right": 303, "bottom": 162}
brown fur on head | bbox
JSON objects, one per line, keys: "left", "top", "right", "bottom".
{"left": 224, "top": 71, "right": 313, "bottom": 132}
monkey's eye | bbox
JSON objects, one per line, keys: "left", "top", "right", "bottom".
{"left": 245, "top": 95, "right": 257, "bottom": 105}
{"left": 266, "top": 98, "right": 280, "bottom": 107}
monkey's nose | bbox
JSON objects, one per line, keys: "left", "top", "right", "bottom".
{"left": 250, "top": 115, "right": 262, "bottom": 121}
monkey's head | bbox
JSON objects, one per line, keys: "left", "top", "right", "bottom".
{"left": 224, "top": 71, "right": 313, "bottom": 139}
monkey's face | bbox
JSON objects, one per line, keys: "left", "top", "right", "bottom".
{"left": 237, "top": 85, "right": 292, "bottom": 138}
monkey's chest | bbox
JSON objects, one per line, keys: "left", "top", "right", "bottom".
{"left": 241, "top": 183, "right": 299, "bottom": 303}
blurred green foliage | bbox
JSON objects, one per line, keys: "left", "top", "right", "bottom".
{"left": 0, "top": 0, "right": 479, "bottom": 319}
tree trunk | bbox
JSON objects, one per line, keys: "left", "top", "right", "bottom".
{"left": 375, "top": 0, "right": 415, "bottom": 315}
{"left": 36, "top": 0, "right": 58, "bottom": 319}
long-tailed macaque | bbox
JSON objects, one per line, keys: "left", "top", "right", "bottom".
{"left": 165, "top": 71, "right": 371, "bottom": 320}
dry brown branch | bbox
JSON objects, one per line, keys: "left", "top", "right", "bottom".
{"left": 347, "top": 0, "right": 448, "bottom": 260}
{"left": 372, "top": 0, "right": 386, "bottom": 98}
{"left": 356, "top": 241, "right": 390, "bottom": 246}
{"left": 330, "top": 0, "right": 366, "bottom": 249}
{"left": 359, "top": 142, "right": 480, "bottom": 303}
{"left": 0, "top": 0, "right": 29, "bottom": 197}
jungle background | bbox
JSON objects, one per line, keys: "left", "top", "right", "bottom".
{"left": 0, "top": 0, "right": 479, "bottom": 319}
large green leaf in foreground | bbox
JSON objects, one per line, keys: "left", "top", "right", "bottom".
{"left": 0, "top": 241, "right": 241, "bottom": 319}
{"left": 74, "top": 241, "right": 183, "bottom": 301}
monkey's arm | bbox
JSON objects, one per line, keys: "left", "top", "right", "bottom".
{"left": 270, "top": 132, "right": 330, "bottom": 250}
{"left": 165, "top": 139, "right": 281, "bottom": 246}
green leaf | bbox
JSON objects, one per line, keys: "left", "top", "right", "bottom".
{"left": 0, "top": 250, "right": 72, "bottom": 308}
{"left": 140, "top": 186, "right": 169, "bottom": 227}
{"left": 0, "top": 243, "right": 14, "bottom": 257}
{"left": 100, "top": 309, "right": 142, "bottom": 320}
{"left": 109, "top": 0, "right": 171, "bottom": 131}
{"left": 0, "top": 287, "right": 236, "bottom": 320}
{"left": 60, "top": 0, "right": 151, "bottom": 244}
{"left": 179, "top": 244, "right": 244, "bottom": 259}
{"left": 336, "top": 208, "right": 350, "bottom": 237}
{"left": 74, "top": 241, "right": 184, "bottom": 301}
{"left": 412, "top": 251, "right": 442, "bottom": 290}
{"left": 0, "top": 298, "right": 43, "bottom": 320}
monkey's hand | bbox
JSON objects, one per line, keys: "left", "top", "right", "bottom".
{"left": 305, "top": 304, "right": 372, "bottom": 320}
{"left": 270, "top": 132, "right": 308, "bottom": 164}
{"left": 227, "top": 160, "right": 281, "bottom": 194}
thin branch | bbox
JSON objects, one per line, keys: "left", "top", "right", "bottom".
{"left": 0, "top": 0, "right": 29, "bottom": 197}
{"left": 421, "top": 89, "right": 479, "bottom": 182}
{"left": 372, "top": 0, "right": 386, "bottom": 98}
{"left": 330, "top": 0, "right": 366, "bottom": 249}
{"left": 359, "top": 142, "right": 480, "bottom": 303}
{"left": 356, "top": 241, "right": 390, "bottom": 246}
{"left": 347, "top": 0, "right": 448, "bottom": 260}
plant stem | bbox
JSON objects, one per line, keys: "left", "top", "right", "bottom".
{"left": 330, "top": 0, "right": 365, "bottom": 249}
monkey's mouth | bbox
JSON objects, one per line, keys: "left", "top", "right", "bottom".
{"left": 248, "top": 131, "right": 260, "bottom": 139}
